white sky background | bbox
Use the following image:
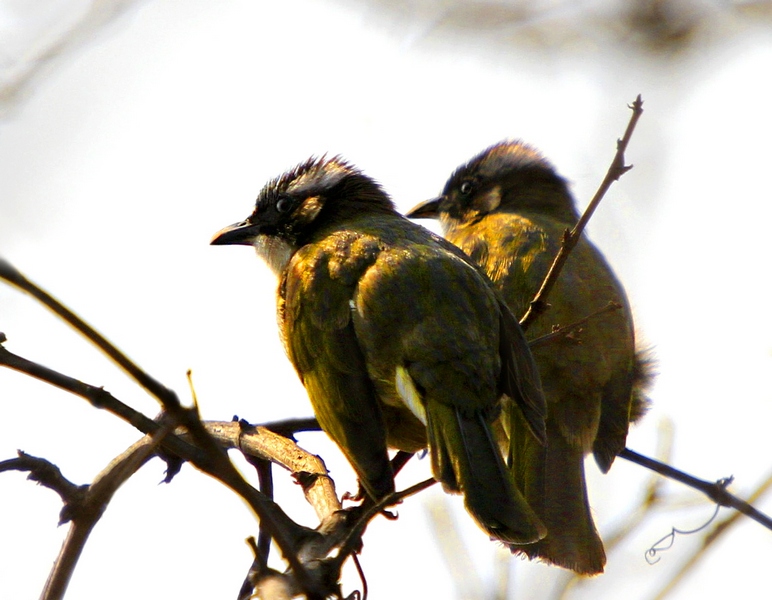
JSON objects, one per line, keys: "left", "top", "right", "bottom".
{"left": 0, "top": 1, "right": 771, "bottom": 598}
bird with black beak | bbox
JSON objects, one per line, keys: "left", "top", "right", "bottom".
{"left": 211, "top": 155, "right": 548, "bottom": 545}
{"left": 407, "top": 141, "right": 652, "bottom": 574}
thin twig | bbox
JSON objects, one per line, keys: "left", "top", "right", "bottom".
{"left": 0, "top": 258, "right": 173, "bottom": 403}
{"left": 620, "top": 448, "right": 772, "bottom": 530}
{"left": 0, "top": 343, "right": 206, "bottom": 462}
{"left": 352, "top": 553, "right": 368, "bottom": 600}
{"left": 0, "top": 262, "right": 324, "bottom": 597}
{"left": 331, "top": 478, "right": 438, "bottom": 573}
{"left": 40, "top": 421, "right": 175, "bottom": 600}
{"left": 0, "top": 342, "right": 332, "bottom": 597}
{"left": 150, "top": 400, "right": 325, "bottom": 597}
{"left": 254, "top": 459, "right": 274, "bottom": 569}
{"left": 240, "top": 445, "right": 275, "bottom": 600}
{"left": 520, "top": 95, "right": 644, "bottom": 330}
{"left": 0, "top": 452, "right": 84, "bottom": 517}
{"left": 238, "top": 537, "right": 278, "bottom": 600}
{"left": 527, "top": 301, "right": 622, "bottom": 349}
{"left": 390, "top": 451, "right": 415, "bottom": 477}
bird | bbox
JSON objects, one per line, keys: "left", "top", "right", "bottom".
{"left": 406, "top": 140, "right": 652, "bottom": 574}
{"left": 211, "top": 155, "right": 549, "bottom": 544}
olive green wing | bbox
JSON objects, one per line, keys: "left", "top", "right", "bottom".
{"left": 497, "top": 297, "right": 547, "bottom": 445}
{"left": 429, "top": 227, "right": 547, "bottom": 444}
{"left": 350, "top": 240, "right": 545, "bottom": 544}
{"left": 556, "top": 240, "right": 637, "bottom": 471}
{"left": 279, "top": 241, "right": 393, "bottom": 501}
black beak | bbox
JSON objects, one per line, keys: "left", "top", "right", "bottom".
{"left": 210, "top": 220, "right": 260, "bottom": 246}
{"left": 405, "top": 197, "right": 442, "bottom": 219}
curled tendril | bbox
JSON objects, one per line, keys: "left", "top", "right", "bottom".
{"left": 645, "top": 502, "right": 722, "bottom": 565}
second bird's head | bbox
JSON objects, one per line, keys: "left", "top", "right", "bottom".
{"left": 211, "top": 156, "right": 394, "bottom": 273}
{"left": 407, "top": 140, "right": 578, "bottom": 227}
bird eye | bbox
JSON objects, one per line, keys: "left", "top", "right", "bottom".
{"left": 275, "top": 197, "right": 293, "bottom": 214}
{"left": 459, "top": 181, "right": 474, "bottom": 195}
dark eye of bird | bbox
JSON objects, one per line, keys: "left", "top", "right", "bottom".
{"left": 459, "top": 181, "right": 474, "bottom": 195}
{"left": 275, "top": 196, "right": 293, "bottom": 214}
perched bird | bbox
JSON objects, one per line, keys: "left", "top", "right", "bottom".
{"left": 211, "top": 156, "right": 548, "bottom": 544}
{"left": 407, "top": 141, "right": 651, "bottom": 574}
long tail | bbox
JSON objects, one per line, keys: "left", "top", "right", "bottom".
{"left": 426, "top": 400, "right": 546, "bottom": 545}
{"left": 507, "top": 404, "right": 606, "bottom": 575}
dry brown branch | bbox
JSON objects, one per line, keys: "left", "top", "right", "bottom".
{"left": 0, "top": 258, "right": 174, "bottom": 405}
{"left": 519, "top": 95, "right": 644, "bottom": 330}
{"left": 329, "top": 477, "right": 438, "bottom": 575}
{"left": 40, "top": 423, "right": 175, "bottom": 600}
{"left": 0, "top": 452, "right": 84, "bottom": 518}
{"left": 0, "top": 337, "right": 375, "bottom": 598}
{"left": 0, "top": 328, "right": 379, "bottom": 597}
{"left": 2, "top": 424, "right": 175, "bottom": 600}
{"left": 0, "top": 260, "right": 339, "bottom": 598}
{"left": 203, "top": 420, "right": 341, "bottom": 522}
{"left": 619, "top": 449, "right": 772, "bottom": 530}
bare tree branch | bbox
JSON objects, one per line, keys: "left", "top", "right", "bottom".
{"left": 0, "top": 341, "right": 206, "bottom": 462}
{"left": 0, "top": 258, "right": 174, "bottom": 404}
{"left": 41, "top": 423, "right": 175, "bottom": 600}
{"left": 330, "top": 477, "right": 438, "bottom": 574}
{"left": 204, "top": 420, "right": 341, "bottom": 522}
{"left": 619, "top": 448, "right": 772, "bottom": 530}
{"left": 2, "top": 424, "right": 174, "bottom": 600}
{"left": 520, "top": 95, "right": 644, "bottom": 330}
{"left": 0, "top": 260, "right": 331, "bottom": 597}
{"left": 0, "top": 451, "right": 84, "bottom": 523}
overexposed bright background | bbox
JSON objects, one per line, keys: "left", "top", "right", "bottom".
{"left": 1, "top": 1, "right": 771, "bottom": 598}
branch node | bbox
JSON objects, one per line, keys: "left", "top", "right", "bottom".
{"left": 294, "top": 470, "right": 322, "bottom": 492}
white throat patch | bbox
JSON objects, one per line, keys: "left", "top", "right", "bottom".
{"left": 253, "top": 235, "right": 294, "bottom": 276}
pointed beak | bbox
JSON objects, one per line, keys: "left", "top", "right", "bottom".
{"left": 405, "top": 196, "right": 443, "bottom": 219}
{"left": 210, "top": 220, "right": 260, "bottom": 246}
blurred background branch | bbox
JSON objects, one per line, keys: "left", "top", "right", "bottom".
{"left": 3, "top": 0, "right": 771, "bottom": 117}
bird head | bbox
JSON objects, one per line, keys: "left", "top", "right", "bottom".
{"left": 406, "top": 141, "right": 578, "bottom": 228}
{"left": 211, "top": 156, "right": 394, "bottom": 273}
